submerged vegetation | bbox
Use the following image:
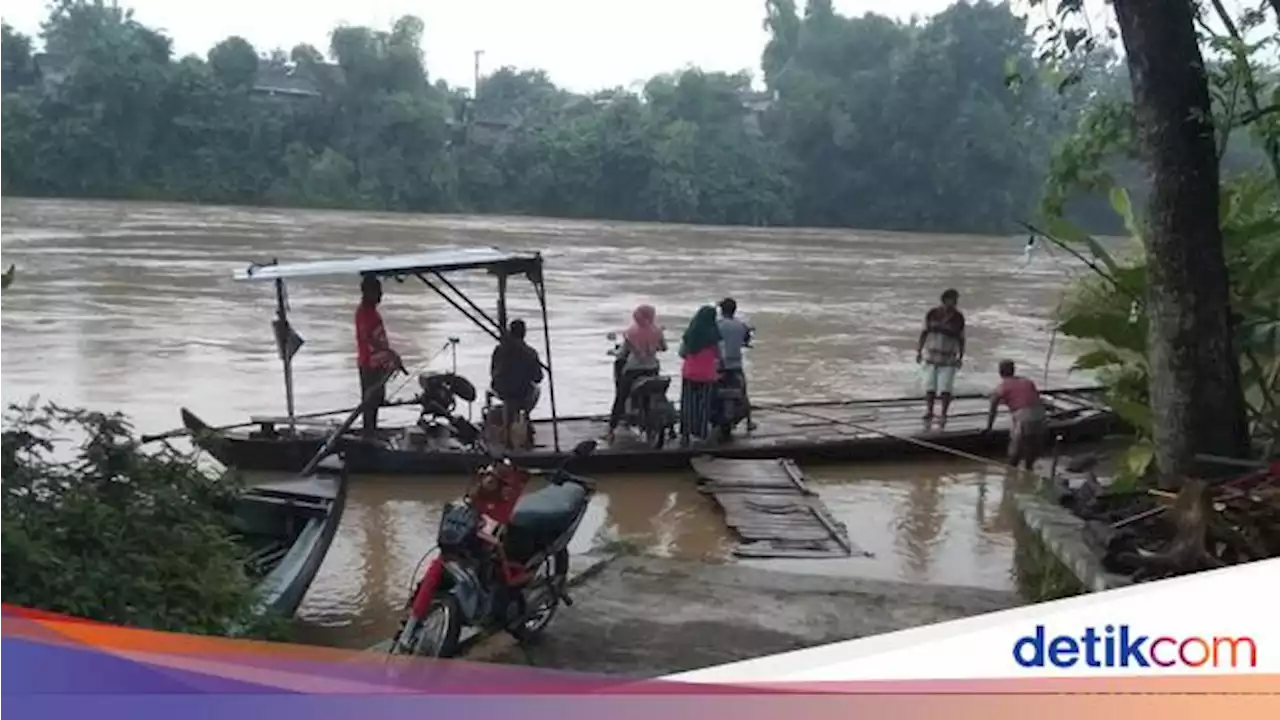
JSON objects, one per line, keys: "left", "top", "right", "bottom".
{"left": 3, "top": 0, "right": 1270, "bottom": 234}
{"left": 0, "top": 401, "right": 284, "bottom": 638}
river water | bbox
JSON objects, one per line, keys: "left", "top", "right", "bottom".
{"left": 1, "top": 198, "right": 1087, "bottom": 648}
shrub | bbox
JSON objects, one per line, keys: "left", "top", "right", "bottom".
{"left": 1, "top": 401, "right": 281, "bottom": 637}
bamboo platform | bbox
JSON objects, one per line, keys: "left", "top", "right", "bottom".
{"left": 691, "top": 456, "right": 867, "bottom": 560}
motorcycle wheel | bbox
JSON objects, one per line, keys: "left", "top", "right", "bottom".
{"left": 645, "top": 422, "right": 666, "bottom": 449}
{"left": 403, "top": 595, "right": 462, "bottom": 659}
{"left": 510, "top": 549, "right": 569, "bottom": 644}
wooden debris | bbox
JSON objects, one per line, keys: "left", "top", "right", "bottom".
{"left": 1061, "top": 460, "right": 1280, "bottom": 582}
{"left": 691, "top": 456, "right": 867, "bottom": 559}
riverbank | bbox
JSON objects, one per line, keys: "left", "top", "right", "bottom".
{"left": 422, "top": 555, "right": 1020, "bottom": 677}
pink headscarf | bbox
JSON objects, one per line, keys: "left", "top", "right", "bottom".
{"left": 624, "top": 304, "right": 664, "bottom": 356}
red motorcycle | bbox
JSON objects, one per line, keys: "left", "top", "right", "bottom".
{"left": 389, "top": 417, "right": 598, "bottom": 658}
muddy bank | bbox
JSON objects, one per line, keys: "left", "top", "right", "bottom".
{"left": 465, "top": 556, "right": 1021, "bottom": 677}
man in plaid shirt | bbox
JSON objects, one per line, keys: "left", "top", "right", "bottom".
{"left": 915, "top": 288, "right": 966, "bottom": 429}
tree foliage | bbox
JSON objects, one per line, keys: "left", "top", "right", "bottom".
{"left": 1038, "top": 0, "right": 1280, "bottom": 481}
{"left": 6, "top": 0, "right": 1245, "bottom": 234}
{"left": 1, "top": 401, "right": 282, "bottom": 637}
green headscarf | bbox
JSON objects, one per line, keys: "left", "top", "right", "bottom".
{"left": 681, "top": 305, "right": 721, "bottom": 356}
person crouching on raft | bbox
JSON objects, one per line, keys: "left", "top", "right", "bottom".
{"left": 985, "top": 359, "right": 1048, "bottom": 470}
{"left": 678, "top": 305, "right": 721, "bottom": 447}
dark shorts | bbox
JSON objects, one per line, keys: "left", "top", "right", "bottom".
{"left": 1009, "top": 408, "right": 1047, "bottom": 461}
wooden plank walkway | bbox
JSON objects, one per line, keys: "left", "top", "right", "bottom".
{"left": 691, "top": 456, "right": 869, "bottom": 560}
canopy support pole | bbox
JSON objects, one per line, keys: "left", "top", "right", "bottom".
{"left": 496, "top": 273, "right": 509, "bottom": 332}
{"left": 533, "top": 274, "right": 560, "bottom": 453}
{"left": 415, "top": 273, "right": 501, "bottom": 342}
{"left": 272, "top": 273, "right": 297, "bottom": 435}
{"left": 433, "top": 271, "right": 501, "bottom": 336}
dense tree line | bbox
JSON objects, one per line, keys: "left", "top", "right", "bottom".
{"left": 0, "top": 0, "right": 1268, "bottom": 233}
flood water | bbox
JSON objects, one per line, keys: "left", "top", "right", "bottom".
{"left": 1, "top": 198, "right": 1089, "bottom": 648}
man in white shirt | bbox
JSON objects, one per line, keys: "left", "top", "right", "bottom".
{"left": 717, "top": 297, "right": 757, "bottom": 432}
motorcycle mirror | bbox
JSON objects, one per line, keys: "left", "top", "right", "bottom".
{"left": 571, "top": 439, "right": 598, "bottom": 458}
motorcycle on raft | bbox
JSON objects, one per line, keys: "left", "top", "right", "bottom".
{"left": 388, "top": 416, "right": 599, "bottom": 659}
{"left": 713, "top": 369, "right": 750, "bottom": 442}
{"left": 605, "top": 333, "right": 679, "bottom": 449}
{"left": 712, "top": 335, "right": 754, "bottom": 442}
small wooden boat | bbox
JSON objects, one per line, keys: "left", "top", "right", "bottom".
{"left": 184, "top": 386, "right": 1119, "bottom": 476}
{"left": 232, "top": 453, "right": 348, "bottom": 617}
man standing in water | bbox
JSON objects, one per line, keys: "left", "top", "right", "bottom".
{"left": 915, "top": 288, "right": 965, "bottom": 429}
{"left": 985, "top": 359, "right": 1048, "bottom": 470}
{"left": 355, "top": 274, "right": 403, "bottom": 440}
{"left": 717, "top": 297, "right": 757, "bottom": 432}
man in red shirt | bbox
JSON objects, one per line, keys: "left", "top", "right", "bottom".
{"left": 985, "top": 359, "right": 1047, "bottom": 470}
{"left": 355, "top": 274, "right": 403, "bottom": 439}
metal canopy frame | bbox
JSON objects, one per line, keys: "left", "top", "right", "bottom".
{"left": 235, "top": 247, "right": 562, "bottom": 452}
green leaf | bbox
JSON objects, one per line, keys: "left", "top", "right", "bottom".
{"left": 1121, "top": 440, "right": 1155, "bottom": 479}
{"left": 1044, "top": 216, "right": 1121, "bottom": 277}
{"left": 1070, "top": 348, "right": 1125, "bottom": 371}
{"left": 1112, "top": 265, "right": 1147, "bottom": 296}
{"left": 1109, "top": 395, "right": 1154, "bottom": 434}
{"left": 1045, "top": 215, "right": 1090, "bottom": 245}
{"left": 1109, "top": 186, "right": 1139, "bottom": 237}
{"left": 1058, "top": 312, "right": 1146, "bottom": 353}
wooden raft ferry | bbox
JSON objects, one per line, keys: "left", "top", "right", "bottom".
{"left": 183, "top": 386, "right": 1115, "bottom": 476}
{"left": 174, "top": 246, "right": 1118, "bottom": 476}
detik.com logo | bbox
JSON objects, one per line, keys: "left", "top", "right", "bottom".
{"left": 1013, "top": 625, "right": 1258, "bottom": 669}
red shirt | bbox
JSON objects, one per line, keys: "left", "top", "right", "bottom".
{"left": 994, "top": 376, "right": 1041, "bottom": 411}
{"left": 355, "top": 303, "right": 389, "bottom": 369}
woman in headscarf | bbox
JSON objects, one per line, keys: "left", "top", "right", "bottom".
{"left": 605, "top": 304, "right": 667, "bottom": 443}
{"left": 678, "top": 305, "right": 722, "bottom": 446}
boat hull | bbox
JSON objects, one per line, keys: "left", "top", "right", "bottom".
{"left": 233, "top": 454, "right": 349, "bottom": 618}
{"left": 186, "top": 388, "right": 1121, "bottom": 477}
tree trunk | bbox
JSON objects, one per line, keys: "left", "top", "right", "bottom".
{"left": 1111, "top": 0, "right": 1251, "bottom": 487}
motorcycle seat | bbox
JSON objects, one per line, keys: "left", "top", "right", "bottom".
{"left": 509, "top": 482, "right": 588, "bottom": 535}
{"left": 630, "top": 374, "right": 671, "bottom": 396}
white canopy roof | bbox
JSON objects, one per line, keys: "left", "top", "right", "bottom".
{"left": 234, "top": 247, "right": 542, "bottom": 282}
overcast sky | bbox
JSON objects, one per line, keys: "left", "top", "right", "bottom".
{"left": 2, "top": 0, "right": 991, "bottom": 92}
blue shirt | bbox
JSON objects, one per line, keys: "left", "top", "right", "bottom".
{"left": 717, "top": 317, "right": 752, "bottom": 370}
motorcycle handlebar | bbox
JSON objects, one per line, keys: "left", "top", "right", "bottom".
{"left": 459, "top": 422, "right": 598, "bottom": 489}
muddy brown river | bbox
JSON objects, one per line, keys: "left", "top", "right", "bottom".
{"left": 1, "top": 198, "right": 1089, "bottom": 648}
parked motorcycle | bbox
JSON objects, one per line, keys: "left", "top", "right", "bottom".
{"left": 605, "top": 332, "right": 678, "bottom": 448}
{"left": 388, "top": 417, "right": 599, "bottom": 659}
